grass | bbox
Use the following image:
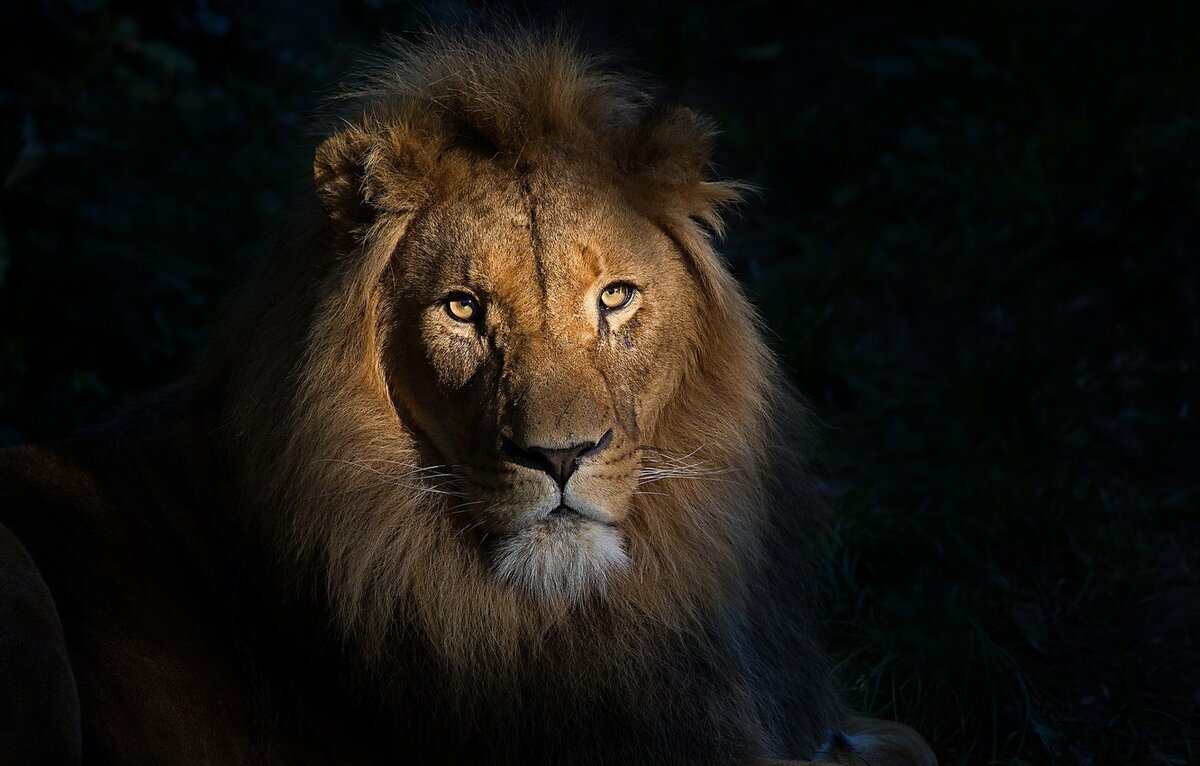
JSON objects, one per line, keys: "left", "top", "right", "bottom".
{"left": 1, "top": 1, "right": 1197, "bottom": 762}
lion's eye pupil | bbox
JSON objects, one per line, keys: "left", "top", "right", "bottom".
{"left": 599, "top": 283, "right": 634, "bottom": 310}
{"left": 446, "top": 295, "right": 477, "bottom": 322}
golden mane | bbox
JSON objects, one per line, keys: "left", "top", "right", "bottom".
{"left": 197, "top": 27, "right": 838, "bottom": 759}
{"left": 314, "top": 27, "right": 745, "bottom": 237}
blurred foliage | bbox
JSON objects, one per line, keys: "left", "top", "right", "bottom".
{"left": 1, "top": 0, "right": 1197, "bottom": 763}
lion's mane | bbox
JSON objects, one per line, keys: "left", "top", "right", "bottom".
{"left": 197, "top": 28, "right": 839, "bottom": 761}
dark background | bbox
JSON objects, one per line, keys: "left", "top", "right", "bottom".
{"left": 1, "top": 1, "right": 1197, "bottom": 763}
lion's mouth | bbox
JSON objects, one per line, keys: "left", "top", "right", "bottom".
{"left": 547, "top": 503, "right": 575, "bottom": 518}
{"left": 491, "top": 504, "right": 631, "bottom": 601}
{"left": 540, "top": 502, "right": 615, "bottom": 529}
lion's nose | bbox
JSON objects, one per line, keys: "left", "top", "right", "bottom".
{"left": 503, "top": 430, "right": 613, "bottom": 489}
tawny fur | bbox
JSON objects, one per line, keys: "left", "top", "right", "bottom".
{"left": 197, "top": 29, "right": 841, "bottom": 763}
{"left": 0, "top": 27, "right": 935, "bottom": 766}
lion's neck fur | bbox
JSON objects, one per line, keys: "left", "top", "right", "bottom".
{"left": 191, "top": 218, "right": 818, "bottom": 753}
{"left": 183, "top": 28, "right": 841, "bottom": 759}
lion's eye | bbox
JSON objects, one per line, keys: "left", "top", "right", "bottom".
{"left": 599, "top": 283, "right": 635, "bottom": 311}
{"left": 445, "top": 293, "right": 479, "bottom": 322}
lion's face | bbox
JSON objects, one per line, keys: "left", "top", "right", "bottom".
{"left": 203, "top": 35, "right": 851, "bottom": 759}
{"left": 380, "top": 161, "right": 698, "bottom": 600}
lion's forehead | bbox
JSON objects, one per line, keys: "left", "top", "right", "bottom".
{"left": 404, "top": 168, "right": 673, "bottom": 311}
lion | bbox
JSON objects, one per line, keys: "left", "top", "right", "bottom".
{"left": 0, "top": 29, "right": 935, "bottom": 765}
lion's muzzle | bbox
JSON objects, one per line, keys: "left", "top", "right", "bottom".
{"left": 501, "top": 428, "right": 613, "bottom": 490}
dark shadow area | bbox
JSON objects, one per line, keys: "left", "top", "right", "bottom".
{"left": 1, "top": 1, "right": 1196, "bottom": 763}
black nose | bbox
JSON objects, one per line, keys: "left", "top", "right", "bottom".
{"left": 503, "top": 430, "right": 613, "bottom": 488}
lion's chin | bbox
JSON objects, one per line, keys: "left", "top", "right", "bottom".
{"left": 491, "top": 515, "right": 629, "bottom": 604}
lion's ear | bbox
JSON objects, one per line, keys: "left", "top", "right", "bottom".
{"left": 314, "top": 125, "right": 374, "bottom": 229}
{"left": 313, "top": 121, "right": 441, "bottom": 230}
{"left": 625, "top": 106, "right": 746, "bottom": 235}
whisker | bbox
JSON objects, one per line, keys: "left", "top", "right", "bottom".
{"left": 313, "top": 458, "right": 472, "bottom": 499}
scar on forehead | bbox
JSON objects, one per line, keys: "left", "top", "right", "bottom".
{"left": 579, "top": 244, "right": 604, "bottom": 277}
{"left": 455, "top": 252, "right": 474, "bottom": 287}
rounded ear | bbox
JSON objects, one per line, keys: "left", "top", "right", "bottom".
{"left": 624, "top": 106, "right": 747, "bottom": 235}
{"left": 312, "top": 120, "right": 445, "bottom": 231}
{"left": 313, "top": 125, "right": 375, "bottom": 230}
{"left": 629, "top": 106, "right": 715, "bottom": 183}
{"left": 620, "top": 106, "right": 750, "bottom": 314}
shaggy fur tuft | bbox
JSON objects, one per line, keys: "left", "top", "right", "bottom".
{"left": 199, "top": 27, "right": 842, "bottom": 763}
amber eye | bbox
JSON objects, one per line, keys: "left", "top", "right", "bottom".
{"left": 445, "top": 293, "right": 479, "bottom": 322}
{"left": 599, "top": 283, "right": 635, "bottom": 310}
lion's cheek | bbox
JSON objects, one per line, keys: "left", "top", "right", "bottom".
{"left": 562, "top": 466, "right": 637, "bottom": 525}
{"left": 425, "top": 337, "right": 484, "bottom": 391}
{"left": 413, "top": 310, "right": 488, "bottom": 391}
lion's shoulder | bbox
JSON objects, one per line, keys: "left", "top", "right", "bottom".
{"left": 0, "top": 508, "right": 81, "bottom": 762}
{"left": 0, "top": 441, "right": 135, "bottom": 602}
{"left": 0, "top": 442, "right": 121, "bottom": 762}
{"left": 0, "top": 440, "right": 336, "bottom": 764}
{"left": 0, "top": 443, "right": 105, "bottom": 518}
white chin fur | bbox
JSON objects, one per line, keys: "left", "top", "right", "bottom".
{"left": 492, "top": 517, "right": 629, "bottom": 603}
